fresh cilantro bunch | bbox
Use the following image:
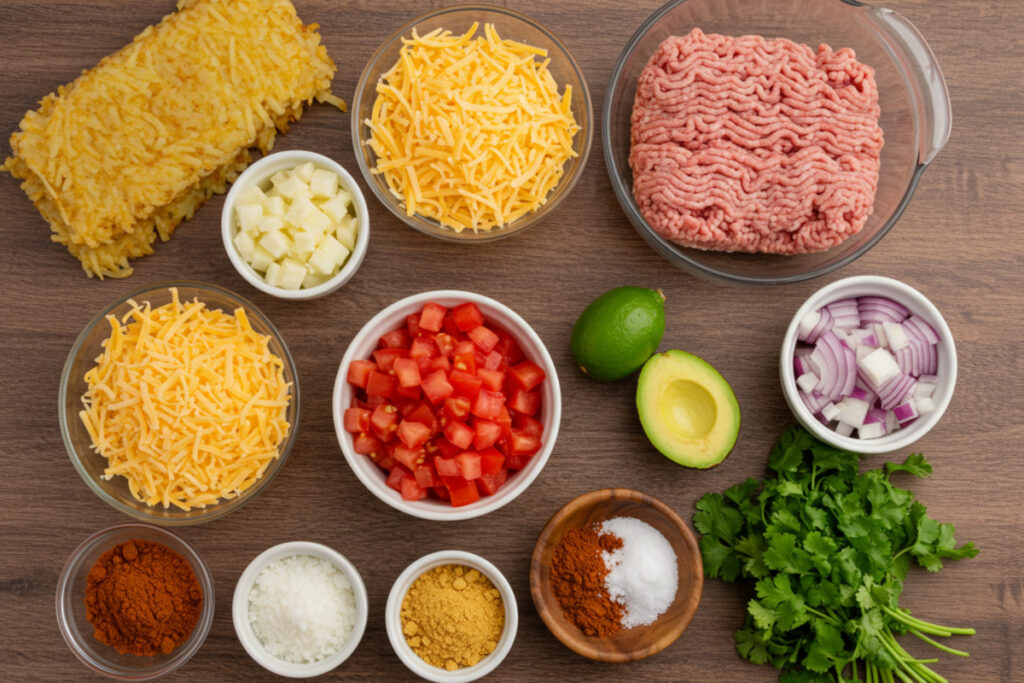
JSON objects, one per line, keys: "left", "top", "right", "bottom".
{"left": 694, "top": 427, "right": 977, "bottom": 683}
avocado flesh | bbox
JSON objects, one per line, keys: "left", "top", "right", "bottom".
{"left": 637, "top": 350, "right": 740, "bottom": 468}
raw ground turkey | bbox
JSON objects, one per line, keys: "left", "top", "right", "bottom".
{"left": 630, "top": 28, "right": 884, "bottom": 254}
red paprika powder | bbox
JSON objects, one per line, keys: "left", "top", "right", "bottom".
{"left": 84, "top": 539, "right": 203, "bottom": 656}
{"left": 549, "top": 525, "right": 624, "bottom": 637}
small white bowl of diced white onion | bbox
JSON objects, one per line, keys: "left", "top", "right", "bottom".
{"left": 780, "top": 276, "right": 956, "bottom": 454}
{"left": 222, "top": 150, "right": 369, "bottom": 300}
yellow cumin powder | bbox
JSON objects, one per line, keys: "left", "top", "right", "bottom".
{"left": 400, "top": 564, "right": 504, "bottom": 671}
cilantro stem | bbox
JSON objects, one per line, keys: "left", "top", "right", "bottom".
{"left": 805, "top": 605, "right": 842, "bottom": 625}
{"left": 877, "top": 632, "right": 932, "bottom": 683}
{"left": 909, "top": 628, "right": 970, "bottom": 657}
{"left": 880, "top": 605, "right": 976, "bottom": 636}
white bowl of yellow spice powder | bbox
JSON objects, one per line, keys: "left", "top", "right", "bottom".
{"left": 386, "top": 550, "right": 518, "bottom": 682}
{"left": 233, "top": 542, "right": 368, "bottom": 677}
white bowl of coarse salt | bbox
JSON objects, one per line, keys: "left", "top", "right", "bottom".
{"left": 233, "top": 541, "right": 368, "bottom": 677}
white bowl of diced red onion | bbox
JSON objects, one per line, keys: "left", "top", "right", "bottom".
{"left": 780, "top": 276, "right": 956, "bottom": 454}
{"left": 332, "top": 290, "right": 561, "bottom": 521}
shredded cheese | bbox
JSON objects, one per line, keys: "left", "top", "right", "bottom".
{"left": 367, "top": 22, "right": 579, "bottom": 233}
{"left": 79, "top": 288, "right": 292, "bottom": 510}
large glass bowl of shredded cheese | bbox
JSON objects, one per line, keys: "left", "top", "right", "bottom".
{"left": 352, "top": 5, "right": 593, "bottom": 242}
{"left": 59, "top": 282, "right": 300, "bottom": 525}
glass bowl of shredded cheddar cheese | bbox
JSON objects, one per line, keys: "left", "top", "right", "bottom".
{"left": 352, "top": 5, "right": 593, "bottom": 241}
{"left": 59, "top": 282, "right": 300, "bottom": 525}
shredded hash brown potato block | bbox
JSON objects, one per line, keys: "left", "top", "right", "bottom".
{"left": 2, "top": 0, "right": 344, "bottom": 278}
{"left": 79, "top": 288, "right": 292, "bottom": 510}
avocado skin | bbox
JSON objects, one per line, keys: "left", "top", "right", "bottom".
{"left": 570, "top": 286, "right": 665, "bottom": 382}
{"left": 636, "top": 350, "right": 741, "bottom": 468}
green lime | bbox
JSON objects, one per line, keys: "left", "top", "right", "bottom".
{"left": 570, "top": 286, "right": 666, "bottom": 382}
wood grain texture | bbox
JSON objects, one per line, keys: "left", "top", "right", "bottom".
{"left": 529, "top": 488, "right": 703, "bottom": 663}
{"left": 0, "top": 1, "right": 1022, "bottom": 681}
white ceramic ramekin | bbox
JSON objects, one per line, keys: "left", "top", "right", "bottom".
{"left": 780, "top": 275, "right": 956, "bottom": 453}
{"left": 385, "top": 550, "right": 518, "bottom": 682}
{"left": 221, "top": 150, "right": 369, "bottom": 301}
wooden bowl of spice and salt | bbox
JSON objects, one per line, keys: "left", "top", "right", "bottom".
{"left": 530, "top": 488, "right": 703, "bottom": 662}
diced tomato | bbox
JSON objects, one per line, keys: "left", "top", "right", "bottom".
{"left": 385, "top": 465, "right": 412, "bottom": 491}
{"left": 478, "top": 468, "right": 508, "bottom": 496}
{"left": 434, "top": 333, "right": 457, "bottom": 357}
{"left": 353, "top": 432, "right": 382, "bottom": 456}
{"left": 343, "top": 408, "right": 371, "bottom": 434}
{"left": 472, "top": 389, "right": 504, "bottom": 419}
{"left": 468, "top": 325, "right": 499, "bottom": 353}
{"left": 370, "top": 404, "right": 399, "bottom": 441}
{"left": 347, "top": 360, "right": 376, "bottom": 388}
{"left": 514, "top": 414, "right": 544, "bottom": 438}
{"left": 429, "top": 355, "right": 452, "bottom": 373}
{"left": 414, "top": 463, "right": 442, "bottom": 489}
{"left": 442, "top": 476, "right": 480, "bottom": 507}
{"left": 400, "top": 477, "right": 427, "bottom": 501}
{"left": 443, "top": 420, "right": 475, "bottom": 450}
{"left": 434, "top": 438, "right": 462, "bottom": 459}
{"left": 391, "top": 444, "right": 423, "bottom": 471}
{"left": 394, "top": 382, "right": 421, "bottom": 400}
{"left": 456, "top": 452, "right": 482, "bottom": 480}
{"left": 421, "top": 370, "right": 454, "bottom": 404}
{"left": 419, "top": 303, "right": 447, "bottom": 333}
{"left": 407, "top": 403, "right": 438, "bottom": 432}
{"left": 477, "top": 368, "right": 505, "bottom": 391}
{"left": 442, "top": 396, "right": 472, "bottom": 421}
{"left": 372, "top": 347, "right": 406, "bottom": 373}
{"left": 509, "top": 388, "right": 540, "bottom": 416}
{"left": 505, "top": 454, "right": 532, "bottom": 471}
{"left": 392, "top": 357, "right": 422, "bottom": 388}
{"left": 380, "top": 328, "right": 410, "bottom": 349}
{"left": 434, "top": 456, "right": 460, "bottom": 477}
{"left": 494, "top": 329, "right": 525, "bottom": 364}
{"left": 365, "top": 394, "right": 387, "bottom": 409}
{"left": 409, "top": 337, "right": 439, "bottom": 370}
{"left": 483, "top": 350, "right": 504, "bottom": 371}
{"left": 452, "top": 341, "right": 476, "bottom": 374}
{"left": 350, "top": 302, "right": 547, "bottom": 507}
{"left": 509, "top": 360, "right": 546, "bottom": 391}
{"left": 405, "top": 313, "right": 422, "bottom": 338}
{"left": 442, "top": 311, "right": 462, "bottom": 336}
{"left": 509, "top": 429, "right": 542, "bottom": 456}
{"left": 366, "top": 370, "right": 396, "bottom": 398}
{"left": 452, "top": 302, "right": 485, "bottom": 332}
{"left": 479, "top": 447, "right": 505, "bottom": 475}
{"left": 392, "top": 443, "right": 426, "bottom": 471}
{"left": 397, "top": 419, "right": 431, "bottom": 449}
{"left": 473, "top": 419, "right": 502, "bottom": 450}
{"left": 449, "top": 370, "right": 482, "bottom": 399}
{"left": 495, "top": 405, "right": 513, "bottom": 441}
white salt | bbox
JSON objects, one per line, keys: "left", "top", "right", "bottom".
{"left": 600, "top": 517, "right": 678, "bottom": 628}
{"left": 248, "top": 554, "right": 357, "bottom": 663}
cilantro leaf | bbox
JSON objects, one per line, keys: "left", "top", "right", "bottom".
{"left": 694, "top": 492, "right": 744, "bottom": 543}
{"left": 699, "top": 536, "right": 741, "bottom": 582}
{"left": 735, "top": 627, "right": 772, "bottom": 665}
{"left": 885, "top": 453, "right": 932, "bottom": 478}
{"left": 768, "top": 427, "right": 812, "bottom": 473}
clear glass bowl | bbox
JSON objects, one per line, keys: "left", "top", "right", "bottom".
{"left": 603, "top": 0, "right": 952, "bottom": 284}
{"left": 55, "top": 523, "right": 215, "bottom": 680}
{"left": 59, "top": 281, "right": 300, "bottom": 525}
{"left": 351, "top": 5, "right": 593, "bottom": 242}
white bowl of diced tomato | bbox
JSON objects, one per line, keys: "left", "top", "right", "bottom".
{"left": 332, "top": 291, "right": 561, "bottom": 521}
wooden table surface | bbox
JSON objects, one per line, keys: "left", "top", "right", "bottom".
{"left": 1, "top": 1, "right": 1021, "bottom": 681}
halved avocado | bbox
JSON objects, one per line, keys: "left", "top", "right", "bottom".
{"left": 636, "top": 350, "right": 740, "bottom": 468}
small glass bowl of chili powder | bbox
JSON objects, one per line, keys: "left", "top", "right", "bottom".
{"left": 56, "top": 522, "right": 215, "bottom": 679}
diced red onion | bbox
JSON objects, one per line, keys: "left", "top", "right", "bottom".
{"left": 792, "top": 294, "right": 942, "bottom": 440}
